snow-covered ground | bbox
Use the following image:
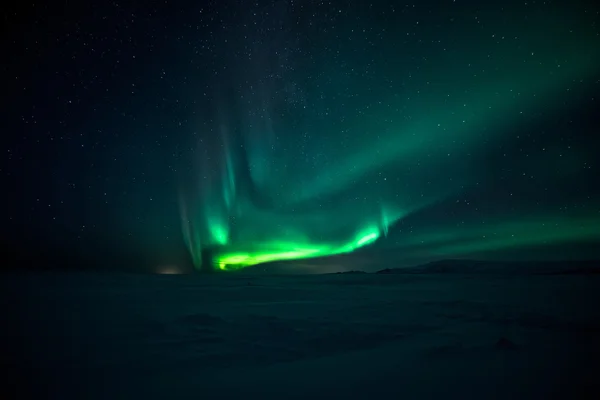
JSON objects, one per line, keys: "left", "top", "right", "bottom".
{"left": 2, "top": 270, "right": 599, "bottom": 399}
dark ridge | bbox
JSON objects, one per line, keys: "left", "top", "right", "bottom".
{"left": 334, "top": 270, "right": 367, "bottom": 275}
{"left": 375, "top": 259, "right": 600, "bottom": 275}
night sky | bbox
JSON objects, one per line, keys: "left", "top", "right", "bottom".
{"left": 3, "top": 0, "right": 600, "bottom": 273}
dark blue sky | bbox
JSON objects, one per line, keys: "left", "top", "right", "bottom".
{"left": 2, "top": 0, "right": 599, "bottom": 273}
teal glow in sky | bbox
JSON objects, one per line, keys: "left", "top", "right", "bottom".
{"left": 6, "top": 0, "right": 600, "bottom": 274}
{"left": 178, "top": 0, "right": 600, "bottom": 271}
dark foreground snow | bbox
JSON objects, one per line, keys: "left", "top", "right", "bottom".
{"left": 2, "top": 271, "right": 599, "bottom": 399}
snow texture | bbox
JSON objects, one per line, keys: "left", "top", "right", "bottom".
{"left": 2, "top": 267, "right": 599, "bottom": 399}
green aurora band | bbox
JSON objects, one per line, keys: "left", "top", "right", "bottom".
{"left": 179, "top": 2, "right": 600, "bottom": 271}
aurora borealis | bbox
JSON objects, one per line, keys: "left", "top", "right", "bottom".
{"left": 176, "top": 1, "right": 600, "bottom": 271}
{"left": 5, "top": 4, "right": 600, "bottom": 398}
{"left": 3, "top": 0, "right": 600, "bottom": 273}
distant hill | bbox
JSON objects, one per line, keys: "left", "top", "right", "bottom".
{"left": 334, "top": 270, "right": 367, "bottom": 275}
{"left": 376, "top": 259, "right": 600, "bottom": 275}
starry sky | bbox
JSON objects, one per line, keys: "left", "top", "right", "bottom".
{"left": 2, "top": 0, "right": 600, "bottom": 273}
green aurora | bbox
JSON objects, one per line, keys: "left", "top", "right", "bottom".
{"left": 179, "top": 1, "right": 600, "bottom": 271}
